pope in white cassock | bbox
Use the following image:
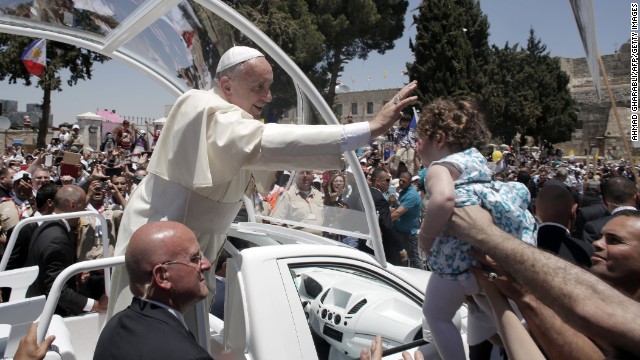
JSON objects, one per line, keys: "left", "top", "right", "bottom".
{"left": 108, "top": 46, "right": 418, "bottom": 346}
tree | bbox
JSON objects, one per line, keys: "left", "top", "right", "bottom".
{"left": 407, "top": 0, "right": 491, "bottom": 106}
{"left": 309, "top": 0, "right": 408, "bottom": 107}
{"left": 522, "top": 29, "right": 577, "bottom": 145}
{"left": 0, "top": 6, "right": 114, "bottom": 147}
{"left": 482, "top": 29, "right": 577, "bottom": 146}
{"left": 481, "top": 43, "right": 542, "bottom": 144}
{"left": 228, "top": 0, "right": 408, "bottom": 110}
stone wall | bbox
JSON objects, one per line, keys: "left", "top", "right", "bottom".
{"left": 0, "top": 129, "right": 54, "bottom": 152}
{"left": 555, "top": 41, "right": 632, "bottom": 158}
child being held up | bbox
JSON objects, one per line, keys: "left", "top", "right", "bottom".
{"left": 416, "top": 97, "right": 537, "bottom": 360}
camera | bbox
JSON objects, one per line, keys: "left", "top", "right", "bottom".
{"left": 100, "top": 181, "right": 109, "bottom": 191}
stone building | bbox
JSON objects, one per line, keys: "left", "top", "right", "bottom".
{"left": 279, "top": 88, "right": 401, "bottom": 124}
{"left": 555, "top": 40, "right": 632, "bottom": 159}
{"left": 0, "top": 99, "right": 49, "bottom": 129}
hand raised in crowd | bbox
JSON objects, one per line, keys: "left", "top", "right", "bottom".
{"left": 137, "top": 152, "right": 148, "bottom": 165}
{"left": 122, "top": 162, "right": 133, "bottom": 179}
{"left": 33, "top": 152, "right": 47, "bottom": 167}
{"left": 13, "top": 322, "right": 55, "bottom": 360}
{"left": 369, "top": 81, "right": 418, "bottom": 138}
{"left": 59, "top": 175, "right": 75, "bottom": 186}
{"left": 16, "top": 178, "right": 33, "bottom": 194}
{"left": 89, "top": 164, "right": 109, "bottom": 182}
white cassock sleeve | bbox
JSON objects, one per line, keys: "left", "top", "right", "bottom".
{"left": 149, "top": 89, "right": 360, "bottom": 190}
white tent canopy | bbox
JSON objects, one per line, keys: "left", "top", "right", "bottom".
{"left": 153, "top": 117, "right": 166, "bottom": 125}
{"left": 76, "top": 112, "right": 103, "bottom": 121}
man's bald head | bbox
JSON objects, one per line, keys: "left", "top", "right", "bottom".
{"left": 53, "top": 185, "right": 86, "bottom": 227}
{"left": 126, "top": 221, "right": 196, "bottom": 297}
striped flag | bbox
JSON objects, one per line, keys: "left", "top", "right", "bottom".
{"left": 410, "top": 107, "right": 420, "bottom": 129}
{"left": 21, "top": 39, "right": 47, "bottom": 77}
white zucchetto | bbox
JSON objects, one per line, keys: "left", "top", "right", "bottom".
{"left": 216, "top": 46, "right": 264, "bottom": 73}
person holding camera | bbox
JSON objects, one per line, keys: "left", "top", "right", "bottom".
{"left": 105, "top": 174, "right": 128, "bottom": 210}
{"left": 76, "top": 180, "right": 124, "bottom": 299}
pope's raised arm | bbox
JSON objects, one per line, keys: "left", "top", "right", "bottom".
{"left": 108, "top": 45, "right": 417, "bottom": 350}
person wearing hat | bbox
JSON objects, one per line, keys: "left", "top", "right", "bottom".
{"left": 66, "top": 124, "right": 85, "bottom": 151}
{"left": 131, "top": 128, "right": 149, "bottom": 157}
{"left": 0, "top": 171, "right": 34, "bottom": 261}
{"left": 392, "top": 114, "right": 419, "bottom": 175}
{"left": 47, "top": 136, "right": 62, "bottom": 153}
{"left": 58, "top": 127, "right": 71, "bottom": 150}
{"left": 101, "top": 132, "right": 116, "bottom": 153}
{"left": 115, "top": 119, "right": 135, "bottom": 153}
{"left": 108, "top": 45, "right": 418, "bottom": 343}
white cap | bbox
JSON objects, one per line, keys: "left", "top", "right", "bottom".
{"left": 412, "top": 175, "right": 420, "bottom": 182}
{"left": 216, "top": 46, "right": 264, "bottom": 73}
{"left": 12, "top": 170, "right": 30, "bottom": 182}
{"left": 72, "top": 124, "right": 80, "bottom": 130}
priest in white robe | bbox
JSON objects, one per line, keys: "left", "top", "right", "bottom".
{"left": 107, "top": 46, "right": 418, "bottom": 347}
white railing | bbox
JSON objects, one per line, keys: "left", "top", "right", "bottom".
{"left": 0, "top": 211, "right": 112, "bottom": 293}
{"left": 36, "top": 256, "right": 125, "bottom": 346}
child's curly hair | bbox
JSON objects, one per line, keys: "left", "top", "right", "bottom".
{"left": 416, "top": 97, "right": 491, "bottom": 151}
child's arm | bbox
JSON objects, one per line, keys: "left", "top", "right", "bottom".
{"left": 418, "top": 164, "right": 456, "bottom": 254}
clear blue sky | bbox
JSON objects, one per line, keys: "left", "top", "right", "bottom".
{"left": 0, "top": 0, "right": 632, "bottom": 125}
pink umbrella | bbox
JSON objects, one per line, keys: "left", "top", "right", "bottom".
{"left": 96, "top": 109, "right": 123, "bottom": 123}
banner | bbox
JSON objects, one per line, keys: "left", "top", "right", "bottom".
{"left": 21, "top": 39, "right": 47, "bottom": 77}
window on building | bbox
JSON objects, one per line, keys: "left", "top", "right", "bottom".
{"left": 351, "top": 103, "right": 358, "bottom": 115}
{"left": 335, "top": 104, "right": 343, "bottom": 116}
{"left": 366, "top": 102, "right": 374, "bottom": 114}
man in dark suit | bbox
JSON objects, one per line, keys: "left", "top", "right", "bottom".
{"left": 26, "top": 185, "right": 108, "bottom": 316}
{"left": 6, "top": 183, "right": 58, "bottom": 271}
{"left": 580, "top": 179, "right": 604, "bottom": 207}
{"left": 360, "top": 169, "right": 406, "bottom": 265}
{"left": 583, "top": 176, "right": 638, "bottom": 243}
{"left": 95, "top": 221, "right": 212, "bottom": 360}
{"left": 534, "top": 180, "right": 592, "bottom": 268}
{"left": 574, "top": 179, "right": 608, "bottom": 239}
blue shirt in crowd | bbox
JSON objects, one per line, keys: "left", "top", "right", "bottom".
{"left": 393, "top": 185, "right": 422, "bottom": 234}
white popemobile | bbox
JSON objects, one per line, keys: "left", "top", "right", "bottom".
{"left": 0, "top": 1, "right": 470, "bottom": 359}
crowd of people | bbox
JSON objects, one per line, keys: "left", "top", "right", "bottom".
{"left": 262, "top": 97, "right": 640, "bottom": 359}
{"left": 0, "top": 139, "right": 152, "bottom": 308}
{"left": 2, "top": 44, "right": 640, "bottom": 360}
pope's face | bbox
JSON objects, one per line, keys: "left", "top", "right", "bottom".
{"left": 223, "top": 57, "right": 273, "bottom": 119}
